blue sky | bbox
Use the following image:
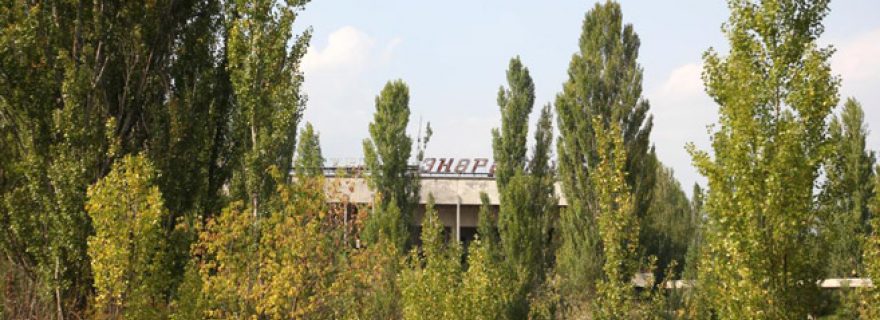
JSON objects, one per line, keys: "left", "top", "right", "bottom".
{"left": 296, "top": 0, "right": 880, "bottom": 193}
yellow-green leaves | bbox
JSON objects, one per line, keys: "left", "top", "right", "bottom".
{"left": 591, "top": 118, "right": 640, "bottom": 320}
{"left": 459, "top": 237, "right": 511, "bottom": 320}
{"left": 860, "top": 166, "right": 880, "bottom": 318}
{"left": 87, "top": 154, "right": 169, "bottom": 319}
{"left": 399, "top": 195, "right": 511, "bottom": 320}
{"left": 195, "top": 177, "right": 344, "bottom": 320}
{"left": 399, "top": 194, "right": 462, "bottom": 319}
{"left": 691, "top": 0, "right": 837, "bottom": 317}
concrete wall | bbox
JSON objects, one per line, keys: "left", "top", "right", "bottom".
{"left": 324, "top": 175, "right": 566, "bottom": 242}
{"left": 324, "top": 176, "right": 567, "bottom": 206}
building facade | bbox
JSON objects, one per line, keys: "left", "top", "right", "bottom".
{"left": 321, "top": 157, "right": 566, "bottom": 244}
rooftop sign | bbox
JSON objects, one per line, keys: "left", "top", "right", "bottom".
{"left": 420, "top": 158, "right": 495, "bottom": 175}
{"left": 323, "top": 157, "right": 497, "bottom": 177}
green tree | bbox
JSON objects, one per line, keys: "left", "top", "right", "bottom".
{"left": 399, "top": 195, "right": 462, "bottom": 319}
{"left": 86, "top": 155, "right": 170, "bottom": 319}
{"left": 361, "top": 80, "right": 420, "bottom": 249}
{"left": 820, "top": 99, "right": 875, "bottom": 318}
{"left": 680, "top": 184, "right": 707, "bottom": 319}
{"left": 687, "top": 0, "right": 839, "bottom": 317}
{"left": 476, "top": 192, "right": 500, "bottom": 252}
{"left": 225, "top": 0, "right": 311, "bottom": 218}
{"left": 821, "top": 98, "right": 876, "bottom": 278}
{"left": 0, "top": 1, "right": 237, "bottom": 316}
{"left": 493, "top": 57, "right": 535, "bottom": 188}
{"left": 195, "top": 175, "right": 344, "bottom": 319}
{"left": 459, "top": 237, "right": 511, "bottom": 320}
{"left": 590, "top": 119, "right": 640, "bottom": 319}
{"left": 400, "top": 195, "right": 512, "bottom": 320}
{"left": 531, "top": 105, "right": 560, "bottom": 277}
{"left": 492, "top": 58, "right": 557, "bottom": 319}
{"left": 683, "top": 183, "right": 705, "bottom": 280}
{"left": 168, "top": 263, "right": 206, "bottom": 320}
{"left": 554, "top": 0, "right": 656, "bottom": 304}
{"left": 294, "top": 122, "right": 325, "bottom": 178}
{"left": 643, "top": 163, "right": 696, "bottom": 278}
{"left": 332, "top": 239, "right": 402, "bottom": 319}
{"left": 861, "top": 165, "right": 880, "bottom": 318}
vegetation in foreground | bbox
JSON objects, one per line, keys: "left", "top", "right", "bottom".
{"left": 1, "top": 0, "right": 878, "bottom": 319}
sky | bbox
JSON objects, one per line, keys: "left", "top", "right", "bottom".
{"left": 295, "top": 0, "right": 880, "bottom": 195}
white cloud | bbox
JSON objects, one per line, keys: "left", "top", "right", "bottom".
{"left": 302, "top": 26, "right": 375, "bottom": 73}
{"left": 300, "top": 26, "right": 403, "bottom": 159}
{"left": 648, "top": 63, "right": 716, "bottom": 192}
{"left": 830, "top": 28, "right": 880, "bottom": 152}
{"left": 832, "top": 28, "right": 880, "bottom": 82}
{"left": 659, "top": 63, "right": 704, "bottom": 97}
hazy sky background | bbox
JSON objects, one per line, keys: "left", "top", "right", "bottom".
{"left": 296, "top": 0, "right": 880, "bottom": 194}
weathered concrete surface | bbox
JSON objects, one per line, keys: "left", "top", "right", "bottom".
{"left": 324, "top": 176, "right": 567, "bottom": 206}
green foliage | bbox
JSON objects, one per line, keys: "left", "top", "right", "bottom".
{"left": 643, "top": 163, "right": 697, "bottom": 278}
{"left": 821, "top": 99, "right": 876, "bottom": 278}
{"left": 460, "top": 237, "right": 512, "bottom": 320}
{"left": 591, "top": 119, "right": 640, "bottom": 320}
{"left": 0, "top": 1, "right": 247, "bottom": 316}
{"left": 295, "top": 122, "right": 325, "bottom": 178}
{"left": 477, "top": 192, "right": 500, "bottom": 251}
{"left": 87, "top": 155, "right": 170, "bottom": 319}
{"left": 680, "top": 184, "right": 707, "bottom": 317}
{"left": 169, "top": 263, "right": 206, "bottom": 320}
{"left": 4, "top": 0, "right": 875, "bottom": 318}
{"left": 195, "top": 177, "right": 344, "bottom": 319}
{"left": 362, "top": 198, "right": 408, "bottom": 253}
{"left": 399, "top": 195, "right": 463, "bottom": 319}
{"left": 226, "top": 0, "right": 311, "bottom": 217}
{"left": 819, "top": 99, "right": 875, "bottom": 318}
{"left": 526, "top": 275, "right": 563, "bottom": 320}
{"left": 493, "top": 57, "right": 535, "bottom": 188}
{"left": 688, "top": 0, "right": 838, "bottom": 317}
{"left": 555, "top": 0, "right": 656, "bottom": 304}
{"left": 400, "top": 195, "right": 511, "bottom": 320}
{"left": 362, "top": 80, "right": 420, "bottom": 250}
{"left": 861, "top": 165, "right": 880, "bottom": 318}
{"left": 492, "top": 58, "right": 557, "bottom": 319}
{"left": 333, "top": 239, "right": 403, "bottom": 319}
{"left": 531, "top": 105, "right": 560, "bottom": 274}
{"left": 683, "top": 183, "right": 705, "bottom": 280}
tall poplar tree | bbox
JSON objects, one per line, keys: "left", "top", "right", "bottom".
{"left": 821, "top": 98, "right": 876, "bottom": 277}
{"left": 294, "top": 122, "right": 325, "bottom": 178}
{"left": 688, "top": 0, "right": 838, "bottom": 317}
{"left": 226, "top": 0, "right": 311, "bottom": 218}
{"left": 493, "top": 57, "right": 534, "bottom": 188}
{"left": 555, "top": 0, "right": 655, "bottom": 302}
{"left": 591, "top": 119, "right": 640, "bottom": 320}
{"left": 362, "top": 80, "right": 420, "bottom": 250}
{"left": 492, "top": 58, "right": 556, "bottom": 319}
